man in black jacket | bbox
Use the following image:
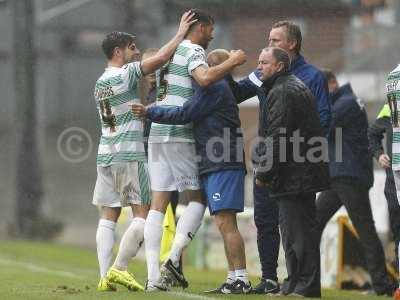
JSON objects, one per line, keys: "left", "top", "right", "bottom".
{"left": 255, "top": 47, "right": 329, "bottom": 298}
{"left": 316, "top": 70, "right": 394, "bottom": 296}
{"left": 227, "top": 21, "right": 330, "bottom": 294}
{"left": 368, "top": 104, "right": 400, "bottom": 271}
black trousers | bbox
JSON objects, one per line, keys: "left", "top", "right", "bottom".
{"left": 316, "top": 179, "right": 393, "bottom": 294}
{"left": 279, "top": 192, "right": 321, "bottom": 298}
{"left": 385, "top": 176, "right": 400, "bottom": 270}
{"left": 253, "top": 178, "right": 280, "bottom": 282}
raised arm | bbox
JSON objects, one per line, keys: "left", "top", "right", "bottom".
{"left": 226, "top": 74, "right": 259, "bottom": 104}
{"left": 140, "top": 11, "right": 196, "bottom": 75}
{"left": 191, "top": 50, "right": 246, "bottom": 87}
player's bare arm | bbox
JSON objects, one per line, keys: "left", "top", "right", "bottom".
{"left": 191, "top": 50, "right": 247, "bottom": 87}
{"left": 140, "top": 11, "right": 197, "bottom": 75}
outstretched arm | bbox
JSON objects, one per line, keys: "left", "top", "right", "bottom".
{"left": 191, "top": 50, "right": 247, "bottom": 87}
{"left": 140, "top": 11, "right": 196, "bottom": 75}
{"left": 131, "top": 88, "right": 221, "bottom": 125}
{"left": 226, "top": 74, "right": 259, "bottom": 104}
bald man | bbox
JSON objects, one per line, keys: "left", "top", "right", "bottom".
{"left": 131, "top": 49, "right": 251, "bottom": 294}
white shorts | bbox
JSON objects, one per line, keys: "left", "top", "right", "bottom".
{"left": 148, "top": 143, "right": 200, "bottom": 192}
{"left": 92, "top": 161, "right": 151, "bottom": 207}
{"left": 393, "top": 170, "right": 400, "bottom": 206}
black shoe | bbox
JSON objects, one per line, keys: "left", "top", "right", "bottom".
{"left": 203, "top": 282, "right": 232, "bottom": 294}
{"left": 362, "top": 285, "right": 396, "bottom": 297}
{"left": 227, "top": 279, "right": 252, "bottom": 294}
{"left": 160, "top": 259, "right": 189, "bottom": 289}
{"left": 253, "top": 278, "right": 280, "bottom": 294}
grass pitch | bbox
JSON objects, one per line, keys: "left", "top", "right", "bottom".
{"left": 0, "top": 240, "right": 390, "bottom": 300}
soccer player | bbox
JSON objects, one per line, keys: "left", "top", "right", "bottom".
{"left": 92, "top": 11, "right": 196, "bottom": 292}
{"left": 132, "top": 49, "right": 251, "bottom": 294}
{"left": 387, "top": 63, "right": 400, "bottom": 300}
{"left": 144, "top": 9, "right": 246, "bottom": 291}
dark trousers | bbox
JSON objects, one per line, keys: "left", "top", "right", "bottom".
{"left": 385, "top": 177, "right": 400, "bottom": 270}
{"left": 279, "top": 192, "right": 321, "bottom": 298}
{"left": 253, "top": 178, "right": 280, "bottom": 282}
{"left": 316, "top": 179, "right": 393, "bottom": 294}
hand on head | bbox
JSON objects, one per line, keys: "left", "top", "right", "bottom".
{"left": 177, "top": 10, "right": 198, "bottom": 37}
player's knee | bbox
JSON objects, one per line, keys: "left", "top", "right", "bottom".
{"left": 183, "top": 189, "right": 205, "bottom": 204}
{"left": 214, "top": 211, "right": 237, "bottom": 234}
{"left": 100, "top": 206, "right": 121, "bottom": 222}
{"left": 132, "top": 204, "right": 150, "bottom": 219}
{"left": 150, "top": 191, "right": 171, "bottom": 212}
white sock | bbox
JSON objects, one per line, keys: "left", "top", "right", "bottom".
{"left": 235, "top": 269, "right": 249, "bottom": 284}
{"left": 144, "top": 210, "right": 164, "bottom": 283}
{"left": 226, "top": 270, "right": 236, "bottom": 284}
{"left": 96, "top": 219, "right": 116, "bottom": 278}
{"left": 169, "top": 201, "right": 206, "bottom": 267}
{"left": 113, "top": 217, "right": 145, "bottom": 270}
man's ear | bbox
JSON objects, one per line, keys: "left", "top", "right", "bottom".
{"left": 277, "top": 61, "right": 284, "bottom": 72}
{"left": 287, "top": 39, "right": 297, "bottom": 52}
{"left": 113, "top": 47, "right": 122, "bottom": 57}
{"left": 198, "top": 23, "right": 207, "bottom": 34}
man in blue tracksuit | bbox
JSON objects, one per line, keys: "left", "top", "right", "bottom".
{"left": 131, "top": 49, "right": 252, "bottom": 295}
{"left": 316, "top": 70, "right": 395, "bottom": 296}
{"left": 227, "top": 20, "right": 330, "bottom": 294}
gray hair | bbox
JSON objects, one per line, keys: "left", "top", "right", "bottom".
{"left": 263, "top": 47, "right": 291, "bottom": 72}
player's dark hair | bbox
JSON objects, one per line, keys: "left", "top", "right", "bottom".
{"left": 187, "top": 8, "right": 214, "bottom": 32}
{"left": 101, "top": 31, "right": 136, "bottom": 60}
{"left": 272, "top": 20, "right": 302, "bottom": 54}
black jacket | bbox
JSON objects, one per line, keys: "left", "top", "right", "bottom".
{"left": 255, "top": 72, "right": 330, "bottom": 197}
{"left": 147, "top": 78, "right": 245, "bottom": 175}
{"left": 368, "top": 104, "right": 394, "bottom": 182}
{"left": 328, "top": 83, "right": 373, "bottom": 188}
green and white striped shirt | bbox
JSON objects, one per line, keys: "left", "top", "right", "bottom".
{"left": 149, "top": 39, "right": 207, "bottom": 143}
{"left": 94, "top": 62, "right": 146, "bottom": 166}
{"left": 387, "top": 64, "right": 400, "bottom": 170}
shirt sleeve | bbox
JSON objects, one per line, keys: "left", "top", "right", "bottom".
{"left": 187, "top": 46, "right": 207, "bottom": 73}
{"left": 309, "top": 72, "right": 331, "bottom": 136}
{"left": 124, "top": 61, "right": 143, "bottom": 85}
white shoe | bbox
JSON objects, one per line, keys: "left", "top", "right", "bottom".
{"left": 145, "top": 280, "right": 169, "bottom": 292}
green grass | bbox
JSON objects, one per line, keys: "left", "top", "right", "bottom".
{"left": 0, "top": 240, "right": 389, "bottom": 300}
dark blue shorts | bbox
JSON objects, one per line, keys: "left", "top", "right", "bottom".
{"left": 201, "top": 169, "right": 245, "bottom": 215}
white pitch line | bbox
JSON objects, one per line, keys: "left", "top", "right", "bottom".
{"left": 0, "top": 257, "right": 84, "bottom": 279}
{"left": 168, "top": 291, "right": 217, "bottom": 300}
{"left": 0, "top": 257, "right": 218, "bottom": 299}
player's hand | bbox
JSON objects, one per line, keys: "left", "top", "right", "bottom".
{"left": 378, "top": 153, "right": 391, "bottom": 169}
{"left": 130, "top": 103, "right": 147, "bottom": 119}
{"left": 176, "top": 10, "right": 197, "bottom": 38}
{"left": 229, "top": 50, "right": 247, "bottom": 66}
{"left": 255, "top": 178, "right": 270, "bottom": 187}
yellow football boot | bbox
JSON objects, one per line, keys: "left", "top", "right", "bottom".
{"left": 97, "top": 277, "right": 117, "bottom": 292}
{"left": 106, "top": 267, "right": 144, "bottom": 291}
